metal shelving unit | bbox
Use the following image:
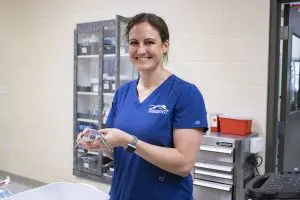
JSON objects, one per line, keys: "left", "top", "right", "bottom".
{"left": 73, "top": 15, "right": 137, "bottom": 183}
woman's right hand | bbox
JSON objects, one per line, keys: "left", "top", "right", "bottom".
{"left": 76, "top": 128, "right": 107, "bottom": 152}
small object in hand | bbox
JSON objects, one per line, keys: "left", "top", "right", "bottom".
{"left": 80, "top": 129, "right": 100, "bottom": 142}
{"left": 81, "top": 129, "right": 114, "bottom": 152}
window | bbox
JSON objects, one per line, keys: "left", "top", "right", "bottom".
{"left": 289, "top": 34, "right": 300, "bottom": 112}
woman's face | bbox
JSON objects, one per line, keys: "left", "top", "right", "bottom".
{"left": 128, "top": 22, "right": 169, "bottom": 72}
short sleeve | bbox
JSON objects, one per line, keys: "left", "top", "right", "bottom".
{"left": 172, "top": 85, "right": 208, "bottom": 132}
{"left": 106, "top": 90, "right": 118, "bottom": 128}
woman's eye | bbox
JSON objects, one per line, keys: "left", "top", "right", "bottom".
{"left": 145, "top": 41, "right": 154, "bottom": 45}
{"left": 129, "top": 41, "right": 138, "bottom": 46}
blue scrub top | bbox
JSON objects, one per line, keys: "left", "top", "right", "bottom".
{"left": 107, "top": 74, "right": 208, "bottom": 200}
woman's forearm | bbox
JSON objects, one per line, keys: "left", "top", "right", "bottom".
{"left": 134, "top": 140, "right": 194, "bottom": 177}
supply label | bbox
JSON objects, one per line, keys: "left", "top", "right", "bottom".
{"left": 210, "top": 114, "right": 218, "bottom": 127}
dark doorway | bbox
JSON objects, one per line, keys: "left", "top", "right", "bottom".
{"left": 266, "top": 0, "right": 300, "bottom": 173}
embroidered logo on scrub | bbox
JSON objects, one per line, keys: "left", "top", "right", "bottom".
{"left": 148, "top": 105, "right": 169, "bottom": 114}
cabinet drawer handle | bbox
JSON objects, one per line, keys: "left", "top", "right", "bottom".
{"left": 200, "top": 145, "right": 233, "bottom": 154}
{"left": 193, "top": 180, "right": 232, "bottom": 191}
{"left": 194, "top": 162, "right": 233, "bottom": 172}
{"left": 194, "top": 169, "right": 233, "bottom": 179}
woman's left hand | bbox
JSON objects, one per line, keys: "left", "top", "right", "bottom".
{"left": 100, "top": 128, "right": 132, "bottom": 148}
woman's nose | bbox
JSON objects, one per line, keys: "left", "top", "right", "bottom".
{"left": 137, "top": 44, "right": 146, "bottom": 55}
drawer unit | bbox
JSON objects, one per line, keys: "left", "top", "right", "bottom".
{"left": 193, "top": 132, "right": 256, "bottom": 200}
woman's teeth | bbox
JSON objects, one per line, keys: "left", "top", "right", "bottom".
{"left": 137, "top": 57, "right": 151, "bottom": 61}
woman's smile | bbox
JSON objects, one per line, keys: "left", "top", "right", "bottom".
{"left": 135, "top": 56, "right": 153, "bottom": 61}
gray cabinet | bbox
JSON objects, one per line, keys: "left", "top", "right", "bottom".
{"left": 193, "top": 132, "right": 256, "bottom": 200}
{"left": 73, "top": 15, "right": 137, "bottom": 182}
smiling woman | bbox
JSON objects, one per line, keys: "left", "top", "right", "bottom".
{"left": 77, "top": 13, "right": 208, "bottom": 200}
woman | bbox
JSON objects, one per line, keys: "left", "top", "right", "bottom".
{"left": 78, "top": 13, "right": 208, "bottom": 200}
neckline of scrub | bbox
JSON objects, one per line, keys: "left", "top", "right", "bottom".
{"left": 133, "top": 74, "right": 175, "bottom": 106}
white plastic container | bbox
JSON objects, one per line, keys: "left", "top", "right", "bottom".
{"left": 6, "top": 182, "right": 109, "bottom": 200}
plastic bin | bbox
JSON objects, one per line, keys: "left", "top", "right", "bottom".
{"left": 219, "top": 115, "right": 252, "bottom": 136}
{"left": 81, "top": 155, "right": 98, "bottom": 169}
{"left": 78, "top": 43, "right": 100, "bottom": 55}
{"left": 103, "top": 44, "right": 115, "bottom": 54}
{"left": 77, "top": 123, "right": 98, "bottom": 132}
{"left": 77, "top": 85, "right": 91, "bottom": 92}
